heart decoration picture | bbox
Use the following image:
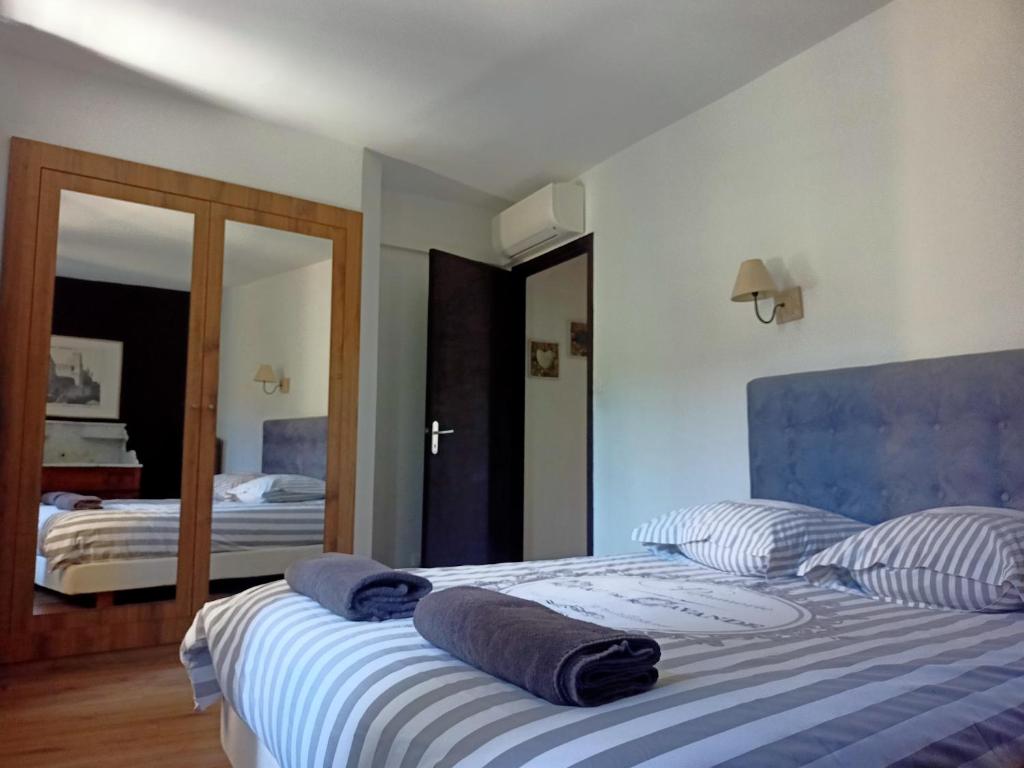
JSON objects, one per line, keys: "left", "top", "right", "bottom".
{"left": 529, "top": 340, "right": 559, "bottom": 379}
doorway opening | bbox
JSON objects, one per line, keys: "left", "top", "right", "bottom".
{"left": 514, "top": 235, "right": 593, "bottom": 559}
{"left": 420, "top": 234, "right": 593, "bottom": 567}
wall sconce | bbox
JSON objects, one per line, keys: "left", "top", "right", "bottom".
{"left": 730, "top": 259, "right": 804, "bottom": 325}
{"left": 253, "top": 364, "right": 290, "bottom": 395}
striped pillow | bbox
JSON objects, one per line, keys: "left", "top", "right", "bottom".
{"left": 227, "top": 474, "right": 325, "bottom": 503}
{"left": 632, "top": 500, "right": 867, "bottom": 578}
{"left": 799, "top": 507, "right": 1024, "bottom": 612}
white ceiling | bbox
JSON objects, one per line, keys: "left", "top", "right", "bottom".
{"left": 2, "top": 0, "right": 890, "bottom": 201}
{"left": 57, "top": 191, "right": 332, "bottom": 291}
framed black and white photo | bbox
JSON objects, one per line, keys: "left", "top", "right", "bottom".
{"left": 47, "top": 335, "right": 123, "bottom": 419}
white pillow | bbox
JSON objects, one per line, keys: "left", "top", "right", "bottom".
{"left": 800, "top": 506, "right": 1024, "bottom": 612}
{"left": 633, "top": 500, "right": 867, "bottom": 578}
{"left": 212, "top": 472, "right": 263, "bottom": 501}
{"left": 227, "top": 474, "right": 325, "bottom": 503}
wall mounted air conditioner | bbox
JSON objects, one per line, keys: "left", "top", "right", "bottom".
{"left": 493, "top": 182, "right": 584, "bottom": 261}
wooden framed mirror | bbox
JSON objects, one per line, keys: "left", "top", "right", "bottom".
{"left": 196, "top": 204, "right": 360, "bottom": 606}
{"left": 0, "top": 138, "right": 361, "bottom": 661}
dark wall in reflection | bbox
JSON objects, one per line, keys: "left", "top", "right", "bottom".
{"left": 51, "top": 276, "right": 190, "bottom": 498}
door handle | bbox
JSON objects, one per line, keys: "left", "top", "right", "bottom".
{"left": 427, "top": 420, "right": 455, "bottom": 455}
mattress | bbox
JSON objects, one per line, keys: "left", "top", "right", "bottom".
{"left": 180, "top": 553, "right": 1024, "bottom": 768}
{"left": 37, "top": 499, "right": 325, "bottom": 570}
{"left": 35, "top": 545, "right": 324, "bottom": 595}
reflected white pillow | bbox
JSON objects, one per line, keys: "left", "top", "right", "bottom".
{"left": 633, "top": 500, "right": 867, "bottom": 578}
{"left": 227, "top": 474, "right": 325, "bottom": 503}
{"left": 212, "top": 473, "right": 263, "bottom": 501}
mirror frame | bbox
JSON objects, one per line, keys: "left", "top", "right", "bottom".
{"left": 0, "top": 138, "right": 362, "bottom": 661}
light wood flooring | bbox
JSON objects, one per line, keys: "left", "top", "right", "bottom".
{"left": 0, "top": 645, "right": 229, "bottom": 767}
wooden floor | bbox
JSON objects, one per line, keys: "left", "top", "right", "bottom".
{"left": 0, "top": 645, "right": 229, "bottom": 767}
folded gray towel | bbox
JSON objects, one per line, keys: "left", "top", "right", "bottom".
{"left": 40, "top": 491, "right": 103, "bottom": 510}
{"left": 285, "top": 553, "right": 433, "bottom": 621}
{"left": 413, "top": 586, "right": 661, "bottom": 707}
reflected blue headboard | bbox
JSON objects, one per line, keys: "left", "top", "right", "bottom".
{"left": 262, "top": 417, "right": 328, "bottom": 480}
{"left": 748, "top": 349, "right": 1024, "bottom": 524}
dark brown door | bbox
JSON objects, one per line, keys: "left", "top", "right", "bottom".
{"left": 421, "top": 250, "right": 521, "bottom": 567}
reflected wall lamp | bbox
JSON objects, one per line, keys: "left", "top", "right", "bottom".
{"left": 730, "top": 259, "right": 804, "bottom": 325}
{"left": 254, "top": 364, "right": 290, "bottom": 395}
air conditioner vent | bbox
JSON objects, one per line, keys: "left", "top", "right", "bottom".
{"left": 492, "top": 183, "right": 584, "bottom": 261}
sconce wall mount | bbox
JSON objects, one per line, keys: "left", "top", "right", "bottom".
{"left": 773, "top": 286, "right": 803, "bottom": 324}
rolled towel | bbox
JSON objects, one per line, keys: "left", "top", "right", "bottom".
{"left": 414, "top": 586, "right": 661, "bottom": 707}
{"left": 285, "top": 553, "right": 432, "bottom": 621}
{"left": 40, "top": 492, "right": 103, "bottom": 510}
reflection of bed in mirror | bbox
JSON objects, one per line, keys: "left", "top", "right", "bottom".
{"left": 34, "top": 417, "right": 327, "bottom": 597}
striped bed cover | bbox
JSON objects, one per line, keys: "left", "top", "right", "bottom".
{"left": 181, "top": 554, "right": 1024, "bottom": 768}
{"left": 38, "top": 499, "right": 325, "bottom": 569}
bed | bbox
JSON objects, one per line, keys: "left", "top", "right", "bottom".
{"left": 182, "top": 349, "right": 1024, "bottom": 767}
{"left": 34, "top": 417, "right": 328, "bottom": 596}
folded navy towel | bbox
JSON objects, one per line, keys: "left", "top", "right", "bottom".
{"left": 40, "top": 491, "right": 103, "bottom": 510}
{"left": 285, "top": 554, "right": 432, "bottom": 621}
{"left": 413, "top": 586, "right": 661, "bottom": 707}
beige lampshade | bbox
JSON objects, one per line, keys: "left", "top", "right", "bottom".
{"left": 731, "top": 259, "right": 778, "bottom": 302}
{"left": 253, "top": 364, "right": 277, "bottom": 384}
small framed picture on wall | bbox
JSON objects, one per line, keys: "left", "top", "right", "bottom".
{"left": 569, "top": 321, "right": 589, "bottom": 358}
{"left": 528, "top": 340, "right": 559, "bottom": 379}
{"left": 47, "top": 335, "right": 123, "bottom": 419}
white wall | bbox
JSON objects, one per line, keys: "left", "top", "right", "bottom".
{"left": 373, "top": 245, "right": 429, "bottom": 567}
{"left": 523, "top": 255, "right": 588, "bottom": 560}
{"left": 355, "top": 151, "right": 383, "bottom": 556}
{"left": 0, "top": 46, "right": 384, "bottom": 554}
{"left": 380, "top": 191, "right": 504, "bottom": 266}
{"left": 217, "top": 260, "right": 332, "bottom": 472}
{"left": 580, "top": 0, "right": 1024, "bottom": 554}
{"left": 372, "top": 191, "right": 502, "bottom": 566}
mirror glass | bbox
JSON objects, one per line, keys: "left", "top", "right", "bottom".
{"left": 36, "top": 190, "right": 195, "bottom": 614}
{"left": 210, "top": 220, "right": 332, "bottom": 599}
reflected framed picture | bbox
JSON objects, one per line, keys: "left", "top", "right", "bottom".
{"left": 569, "top": 321, "right": 589, "bottom": 358}
{"left": 47, "top": 335, "right": 123, "bottom": 419}
{"left": 528, "top": 340, "right": 559, "bottom": 379}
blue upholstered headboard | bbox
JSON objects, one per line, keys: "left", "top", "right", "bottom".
{"left": 262, "top": 417, "right": 328, "bottom": 480}
{"left": 748, "top": 349, "right": 1024, "bottom": 524}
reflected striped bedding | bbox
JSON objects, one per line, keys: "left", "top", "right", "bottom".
{"left": 38, "top": 499, "right": 324, "bottom": 569}
{"left": 180, "top": 554, "right": 1024, "bottom": 767}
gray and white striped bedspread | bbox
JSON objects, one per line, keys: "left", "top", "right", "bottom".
{"left": 180, "top": 554, "right": 1024, "bottom": 767}
{"left": 38, "top": 500, "right": 324, "bottom": 570}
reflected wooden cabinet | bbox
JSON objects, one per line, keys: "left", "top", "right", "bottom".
{"left": 41, "top": 466, "right": 143, "bottom": 499}
{"left": 0, "top": 138, "right": 362, "bottom": 662}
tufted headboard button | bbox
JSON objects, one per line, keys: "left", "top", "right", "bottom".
{"left": 1001, "top": 492, "right": 1011, "bottom": 503}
